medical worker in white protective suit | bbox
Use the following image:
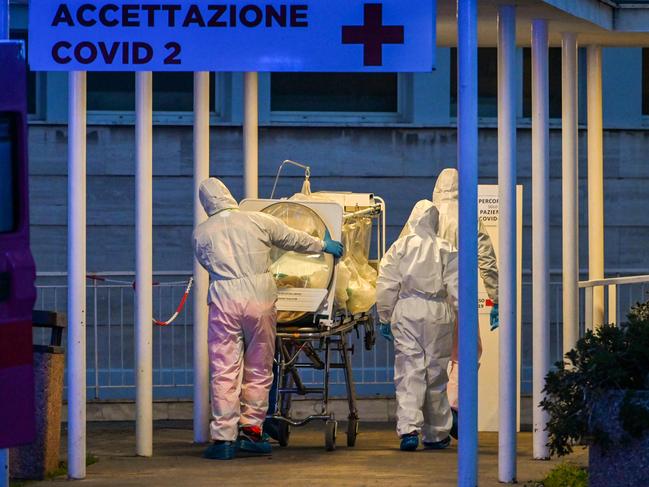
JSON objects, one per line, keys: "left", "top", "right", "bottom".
{"left": 193, "top": 178, "right": 343, "bottom": 460}
{"left": 397, "top": 167, "right": 499, "bottom": 440}
{"left": 377, "top": 205, "right": 459, "bottom": 451}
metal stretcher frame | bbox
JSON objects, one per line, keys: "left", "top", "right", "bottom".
{"left": 268, "top": 312, "right": 374, "bottom": 451}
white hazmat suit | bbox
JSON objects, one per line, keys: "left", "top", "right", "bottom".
{"left": 377, "top": 205, "right": 459, "bottom": 442}
{"left": 193, "top": 178, "right": 326, "bottom": 442}
{"left": 400, "top": 168, "right": 499, "bottom": 410}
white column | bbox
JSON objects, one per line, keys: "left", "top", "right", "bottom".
{"left": 587, "top": 46, "right": 605, "bottom": 328}
{"left": 497, "top": 5, "right": 517, "bottom": 483}
{"left": 135, "top": 71, "right": 153, "bottom": 457}
{"left": 531, "top": 19, "right": 551, "bottom": 460}
{"left": 243, "top": 72, "right": 259, "bottom": 199}
{"left": 193, "top": 72, "right": 210, "bottom": 443}
{"left": 562, "top": 33, "right": 580, "bottom": 353}
{"left": 457, "top": 0, "right": 479, "bottom": 485}
{"left": 67, "top": 71, "right": 87, "bottom": 479}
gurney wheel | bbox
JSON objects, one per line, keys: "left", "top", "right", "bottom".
{"left": 325, "top": 420, "right": 337, "bottom": 451}
{"left": 346, "top": 418, "right": 359, "bottom": 447}
{"left": 277, "top": 421, "right": 290, "bottom": 447}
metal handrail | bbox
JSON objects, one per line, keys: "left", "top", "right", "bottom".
{"left": 36, "top": 269, "right": 649, "bottom": 280}
{"left": 578, "top": 273, "right": 649, "bottom": 330}
{"left": 578, "top": 274, "right": 649, "bottom": 288}
{"left": 37, "top": 270, "right": 190, "bottom": 277}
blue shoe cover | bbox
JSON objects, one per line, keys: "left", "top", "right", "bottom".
{"left": 237, "top": 426, "right": 272, "bottom": 456}
{"left": 204, "top": 441, "right": 237, "bottom": 460}
{"left": 423, "top": 436, "right": 451, "bottom": 450}
{"left": 400, "top": 433, "right": 419, "bottom": 451}
{"left": 237, "top": 438, "right": 272, "bottom": 456}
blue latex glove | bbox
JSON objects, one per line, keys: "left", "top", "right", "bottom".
{"left": 490, "top": 304, "right": 500, "bottom": 331}
{"left": 379, "top": 322, "right": 394, "bottom": 342}
{"left": 323, "top": 229, "right": 344, "bottom": 258}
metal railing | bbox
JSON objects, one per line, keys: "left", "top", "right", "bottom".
{"left": 579, "top": 274, "right": 649, "bottom": 329}
{"left": 35, "top": 272, "right": 395, "bottom": 400}
{"left": 36, "top": 269, "right": 649, "bottom": 400}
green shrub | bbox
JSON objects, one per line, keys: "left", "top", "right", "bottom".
{"left": 541, "top": 300, "right": 649, "bottom": 456}
{"left": 542, "top": 464, "right": 588, "bottom": 487}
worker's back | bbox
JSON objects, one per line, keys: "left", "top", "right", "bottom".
{"left": 399, "top": 168, "right": 498, "bottom": 302}
{"left": 377, "top": 206, "right": 458, "bottom": 326}
{"left": 431, "top": 169, "right": 460, "bottom": 247}
{"left": 392, "top": 207, "right": 456, "bottom": 300}
{"left": 194, "top": 209, "right": 293, "bottom": 281}
{"left": 193, "top": 178, "right": 324, "bottom": 306}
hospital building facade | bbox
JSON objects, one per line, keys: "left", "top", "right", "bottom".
{"left": 10, "top": 1, "right": 649, "bottom": 398}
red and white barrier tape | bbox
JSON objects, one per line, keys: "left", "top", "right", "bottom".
{"left": 86, "top": 274, "right": 194, "bottom": 327}
{"left": 153, "top": 277, "right": 194, "bottom": 326}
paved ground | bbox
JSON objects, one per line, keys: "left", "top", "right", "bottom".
{"left": 22, "top": 421, "right": 587, "bottom": 486}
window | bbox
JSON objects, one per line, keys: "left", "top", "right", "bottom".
{"left": 0, "top": 114, "right": 17, "bottom": 233}
{"left": 9, "top": 31, "right": 37, "bottom": 115}
{"left": 88, "top": 73, "right": 216, "bottom": 112}
{"left": 270, "top": 73, "right": 398, "bottom": 113}
{"left": 88, "top": 73, "right": 133, "bottom": 111}
{"left": 643, "top": 48, "right": 649, "bottom": 116}
{"left": 450, "top": 48, "right": 498, "bottom": 118}
{"left": 523, "top": 48, "right": 562, "bottom": 119}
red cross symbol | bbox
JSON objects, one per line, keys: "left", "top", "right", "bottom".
{"left": 342, "top": 4, "right": 405, "bottom": 67}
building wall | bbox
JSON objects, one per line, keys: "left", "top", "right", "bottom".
{"left": 16, "top": 0, "right": 649, "bottom": 396}
{"left": 29, "top": 124, "right": 649, "bottom": 277}
{"left": 30, "top": 124, "right": 649, "bottom": 396}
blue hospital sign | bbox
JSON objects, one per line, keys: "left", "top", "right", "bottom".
{"left": 28, "top": 1, "right": 436, "bottom": 72}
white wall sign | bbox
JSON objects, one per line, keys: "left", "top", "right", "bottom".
{"left": 477, "top": 185, "right": 523, "bottom": 432}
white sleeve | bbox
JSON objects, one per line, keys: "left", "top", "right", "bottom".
{"left": 477, "top": 219, "right": 499, "bottom": 302}
{"left": 441, "top": 242, "right": 459, "bottom": 312}
{"left": 376, "top": 241, "right": 403, "bottom": 324}
{"left": 262, "top": 213, "right": 325, "bottom": 254}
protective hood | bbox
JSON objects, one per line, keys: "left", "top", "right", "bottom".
{"left": 411, "top": 204, "right": 439, "bottom": 238}
{"left": 432, "top": 168, "right": 459, "bottom": 205}
{"left": 199, "top": 178, "right": 239, "bottom": 216}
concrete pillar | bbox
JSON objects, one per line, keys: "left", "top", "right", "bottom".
{"left": 587, "top": 46, "right": 605, "bottom": 328}
{"left": 135, "top": 71, "right": 153, "bottom": 457}
{"left": 562, "top": 33, "right": 580, "bottom": 352}
{"left": 497, "top": 5, "right": 518, "bottom": 483}
{"left": 531, "top": 19, "right": 551, "bottom": 461}
{"left": 192, "top": 72, "right": 211, "bottom": 443}
{"left": 244, "top": 72, "right": 259, "bottom": 199}
{"left": 457, "top": 0, "right": 479, "bottom": 485}
{"left": 67, "top": 71, "right": 87, "bottom": 479}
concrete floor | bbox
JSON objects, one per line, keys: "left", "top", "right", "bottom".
{"left": 29, "top": 421, "right": 587, "bottom": 487}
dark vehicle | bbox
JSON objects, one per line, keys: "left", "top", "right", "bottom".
{"left": 0, "top": 40, "right": 37, "bottom": 448}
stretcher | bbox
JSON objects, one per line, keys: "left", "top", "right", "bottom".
{"left": 240, "top": 186, "right": 385, "bottom": 451}
{"left": 267, "top": 311, "right": 376, "bottom": 451}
